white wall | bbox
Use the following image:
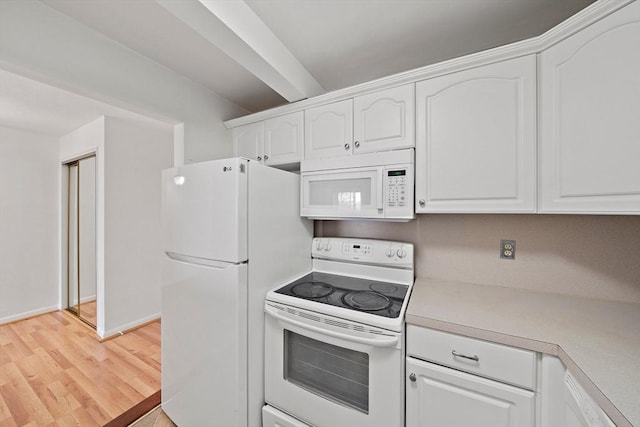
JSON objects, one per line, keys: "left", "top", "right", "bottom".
{"left": 59, "top": 116, "right": 173, "bottom": 337}
{"left": 102, "top": 116, "right": 173, "bottom": 337}
{"left": 0, "top": 126, "right": 59, "bottom": 323}
{"left": 0, "top": 0, "right": 248, "bottom": 164}
{"left": 319, "top": 214, "right": 640, "bottom": 304}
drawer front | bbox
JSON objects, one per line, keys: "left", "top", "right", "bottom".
{"left": 407, "top": 325, "right": 536, "bottom": 390}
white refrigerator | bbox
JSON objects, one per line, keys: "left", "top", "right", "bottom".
{"left": 160, "top": 158, "right": 312, "bottom": 427}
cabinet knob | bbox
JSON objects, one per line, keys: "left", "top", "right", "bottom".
{"left": 264, "top": 155, "right": 269, "bottom": 161}
{"left": 354, "top": 140, "right": 360, "bottom": 148}
{"left": 344, "top": 143, "right": 350, "bottom": 150}
{"left": 419, "top": 199, "right": 426, "bottom": 207}
{"left": 257, "top": 156, "right": 262, "bottom": 161}
{"left": 409, "top": 373, "right": 416, "bottom": 382}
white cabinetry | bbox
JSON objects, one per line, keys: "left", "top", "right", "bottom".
{"left": 233, "top": 121, "right": 263, "bottom": 162}
{"left": 415, "top": 55, "right": 537, "bottom": 213}
{"left": 233, "top": 112, "right": 303, "bottom": 167}
{"left": 539, "top": 1, "right": 640, "bottom": 213}
{"left": 304, "top": 99, "right": 353, "bottom": 160}
{"left": 406, "top": 325, "right": 535, "bottom": 427}
{"left": 353, "top": 84, "right": 415, "bottom": 155}
{"left": 304, "top": 85, "right": 415, "bottom": 160}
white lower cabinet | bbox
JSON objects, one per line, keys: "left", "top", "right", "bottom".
{"left": 406, "top": 325, "right": 536, "bottom": 427}
{"left": 406, "top": 357, "right": 535, "bottom": 427}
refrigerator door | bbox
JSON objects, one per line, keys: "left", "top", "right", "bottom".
{"left": 161, "top": 158, "right": 248, "bottom": 264}
{"left": 162, "top": 256, "right": 249, "bottom": 427}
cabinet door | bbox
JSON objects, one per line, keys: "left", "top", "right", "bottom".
{"left": 415, "top": 55, "right": 537, "bottom": 213}
{"left": 539, "top": 1, "right": 640, "bottom": 213}
{"left": 233, "top": 122, "right": 264, "bottom": 162}
{"left": 353, "top": 84, "right": 415, "bottom": 154}
{"left": 264, "top": 112, "right": 303, "bottom": 166}
{"left": 406, "top": 357, "right": 534, "bottom": 427}
{"left": 304, "top": 99, "right": 353, "bottom": 160}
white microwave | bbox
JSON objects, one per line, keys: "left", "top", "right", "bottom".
{"left": 300, "top": 149, "right": 415, "bottom": 221}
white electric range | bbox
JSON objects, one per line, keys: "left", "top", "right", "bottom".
{"left": 263, "top": 237, "right": 414, "bottom": 427}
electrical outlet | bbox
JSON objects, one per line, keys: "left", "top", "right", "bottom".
{"left": 500, "top": 240, "right": 516, "bottom": 260}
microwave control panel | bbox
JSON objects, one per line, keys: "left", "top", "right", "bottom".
{"left": 386, "top": 169, "right": 408, "bottom": 208}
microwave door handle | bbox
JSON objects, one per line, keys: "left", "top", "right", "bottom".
{"left": 265, "top": 305, "right": 399, "bottom": 348}
{"left": 377, "top": 168, "right": 384, "bottom": 211}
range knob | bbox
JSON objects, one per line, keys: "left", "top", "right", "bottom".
{"left": 323, "top": 242, "right": 332, "bottom": 251}
{"left": 396, "top": 248, "right": 406, "bottom": 259}
{"left": 315, "top": 240, "right": 323, "bottom": 250}
{"left": 385, "top": 248, "right": 395, "bottom": 258}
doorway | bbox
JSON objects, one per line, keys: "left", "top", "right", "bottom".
{"left": 65, "top": 155, "right": 97, "bottom": 328}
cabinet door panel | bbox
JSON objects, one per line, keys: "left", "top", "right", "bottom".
{"left": 353, "top": 84, "right": 414, "bottom": 154}
{"left": 233, "top": 122, "right": 264, "bottom": 162}
{"left": 264, "top": 112, "right": 303, "bottom": 166}
{"left": 539, "top": 1, "right": 640, "bottom": 213}
{"left": 416, "top": 55, "right": 536, "bottom": 213}
{"left": 406, "top": 357, "right": 534, "bottom": 427}
{"left": 304, "top": 99, "right": 353, "bottom": 160}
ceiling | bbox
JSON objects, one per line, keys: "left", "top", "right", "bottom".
{"left": 0, "top": 69, "right": 173, "bottom": 137}
{"left": 40, "top": 0, "right": 594, "bottom": 114}
{"left": 1, "top": 0, "right": 595, "bottom": 136}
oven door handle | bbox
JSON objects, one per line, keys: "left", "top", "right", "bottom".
{"left": 265, "top": 305, "right": 399, "bottom": 348}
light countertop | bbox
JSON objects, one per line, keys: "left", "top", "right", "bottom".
{"left": 406, "top": 278, "right": 640, "bottom": 427}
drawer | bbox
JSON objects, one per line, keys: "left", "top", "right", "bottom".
{"left": 406, "top": 325, "right": 536, "bottom": 390}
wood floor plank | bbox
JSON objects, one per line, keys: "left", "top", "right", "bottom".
{"left": 1, "top": 363, "right": 54, "bottom": 425}
{"left": 0, "top": 312, "right": 161, "bottom": 426}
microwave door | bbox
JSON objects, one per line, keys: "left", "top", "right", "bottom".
{"left": 301, "top": 168, "right": 384, "bottom": 219}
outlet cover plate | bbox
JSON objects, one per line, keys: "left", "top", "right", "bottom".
{"left": 500, "top": 240, "right": 516, "bottom": 260}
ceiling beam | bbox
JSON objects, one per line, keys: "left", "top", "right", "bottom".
{"left": 155, "top": 0, "right": 325, "bottom": 103}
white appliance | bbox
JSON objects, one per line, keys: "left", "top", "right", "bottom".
{"left": 160, "top": 158, "right": 313, "bottom": 427}
{"left": 564, "top": 372, "right": 615, "bottom": 427}
{"left": 263, "top": 237, "right": 414, "bottom": 427}
{"left": 300, "top": 149, "right": 415, "bottom": 221}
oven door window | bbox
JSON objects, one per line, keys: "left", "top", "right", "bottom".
{"left": 284, "top": 330, "right": 369, "bottom": 413}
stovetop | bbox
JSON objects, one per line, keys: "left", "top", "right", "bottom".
{"left": 274, "top": 271, "right": 409, "bottom": 319}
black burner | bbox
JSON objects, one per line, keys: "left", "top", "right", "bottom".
{"left": 369, "top": 283, "right": 399, "bottom": 294}
{"left": 291, "top": 282, "right": 334, "bottom": 298}
{"left": 342, "top": 291, "right": 392, "bottom": 311}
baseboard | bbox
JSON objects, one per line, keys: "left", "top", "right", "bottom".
{"left": 103, "top": 390, "right": 161, "bottom": 427}
{"left": 0, "top": 305, "right": 59, "bottom": 325}
{"left": 100, "top": 312, "right": 161, "bottom": 341}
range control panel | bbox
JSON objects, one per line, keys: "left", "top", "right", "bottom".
{"left": 312, "top": 237, "right": 413, "bottom": 268}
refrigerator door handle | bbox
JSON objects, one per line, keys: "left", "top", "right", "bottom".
{"left": 166, "top": 252, "right": 241, "bottom": 269}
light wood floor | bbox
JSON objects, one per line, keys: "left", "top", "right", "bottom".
{"left": 0, "top": 311, "right": 161, "bottom": 426}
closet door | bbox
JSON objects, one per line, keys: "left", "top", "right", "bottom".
{"left": 67, "top": 155, "right": 97, "bottom": 327}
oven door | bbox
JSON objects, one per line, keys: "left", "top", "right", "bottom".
{"left": 264, "top": 302, "right": 404, "bottom": 427}
{"left": 300, "top": 166, "right": 385, "bottom": 219}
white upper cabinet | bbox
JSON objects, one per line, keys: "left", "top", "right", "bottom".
{"left": 233, "top": 121, "right": 264, "bottom": 161}
{"left": 539, "top": 1, "right": 640, "bottom": 214}
{"left": 353, "top": 84, "right": 415, "bottom": 155}
{"left": 264, "top": 112, "right": 304, "bottom": 166}
{"left": 234, "top": 112, "right": 303, "bottom": 167}
{"left": 304, "top": 84, "right": 415, "bottom": 160}
{"left": 304, "top": 99, "right": 353, "bottom": 160}
{"left": 415, "top": 55, "right": 537, "bottom": 213}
